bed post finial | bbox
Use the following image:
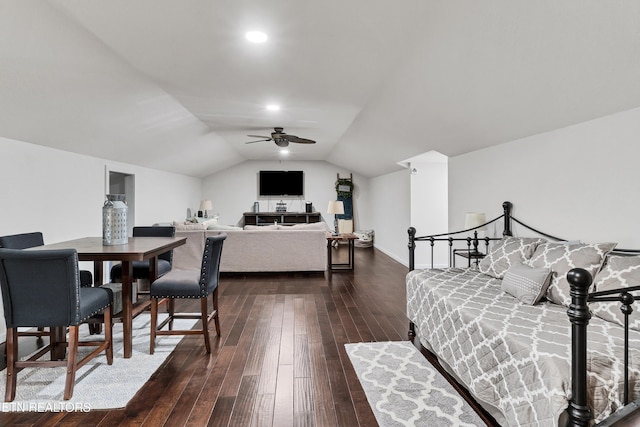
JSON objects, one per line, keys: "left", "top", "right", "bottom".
{"left": 566, "top": 267, "right": 592, "bottom": 427}
{"left": 408, "top": 227, "right": 416, "bottom": 271}
{"left": 503, "top": 201, "right": 513, "bottom": 236}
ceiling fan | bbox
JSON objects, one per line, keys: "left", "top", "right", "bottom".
{"left": 246, "top": 127, "right": 316, "bottom": 147}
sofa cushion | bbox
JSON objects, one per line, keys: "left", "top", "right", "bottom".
{"left": 207, "top": 224, "right": 242, "bottom": 231}
{"left": 526, "top": 241, "right": 616, "bottom": 306}
{"left": 172, "top": 221, "right": 206, "bottom": 231}
{"left": 501, "top": 263, "right": 553, "bottom": 305}
{"left": 290, "top": 222, "right": 331, "bottom": 231}
{"left": 591, "top": 254, "right": 640, "bottom": 332}
{"left": 478, "top": 237, "right": 545, "bottom": 279}
{"left": 244, "top": 224, "right": 280, "bottom": 230}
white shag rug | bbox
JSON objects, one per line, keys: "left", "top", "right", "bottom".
{"left": 0, "top": 313, "right": 196, "bottom": 412}
{"left": 345, "top": 341, "right": 485, "bottom": 427}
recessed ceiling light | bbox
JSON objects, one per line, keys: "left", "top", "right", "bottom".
{"left": 266, "top": 104, "right": 280, "bottom": 111}
{"left": 245, "top": 31, "right": 267, "bottom": 43}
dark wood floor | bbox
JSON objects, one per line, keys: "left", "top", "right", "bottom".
{"left": 0, "top": 246, "right": 496, "bottom": 426}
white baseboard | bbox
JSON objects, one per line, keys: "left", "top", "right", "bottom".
{"left": 372, "top": 245, "right": 409, "bottom": 268}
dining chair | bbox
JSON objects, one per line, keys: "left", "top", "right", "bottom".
{"left": 0, "top": 248, "right": 113, "bottom": 401}
{"left": 0, "top": 232, "right": 94, "bottom": 287}
{"left": 110, "top": 226, "right": 176, "bottom": 284}
{"left": 149, "top": 234, "right": 226, "bottom": 354}
{"left": 0, "top": 232, "right": 97, "bottom": 337}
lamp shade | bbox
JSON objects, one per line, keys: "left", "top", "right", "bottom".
{"left": 199, "top": 200, "right": 213, "bottom": 211}
{"left": 327, "top": 200, "right": 344, "bottom": 215}
{"left": 464, "top": 212, "right": 486, "bottom": 230}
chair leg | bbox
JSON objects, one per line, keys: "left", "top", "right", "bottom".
{"left": 104, "top": 306, "right": 113, "bottom": 365}
{"left": 168, "top": 299, "right": 175, "bottom": 330}
{"left": 212, "top": 288, "right": 221, "bottom": 337}
{"left": 64, "top": 325, "right": 80, "bottom": 400}
{"left": 150, "top": 297, "right": 158, "bottom": 355}
{"left": 201, "top": 297, "right": 211, "bottom": 353}
{"left": 5, "top": 328, "right": 18, "bottom": 402}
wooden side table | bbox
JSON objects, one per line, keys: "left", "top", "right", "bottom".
{"left": 326, "top": 233, "right": 357, "bottom": 271}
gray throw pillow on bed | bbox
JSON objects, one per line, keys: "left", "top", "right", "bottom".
{"left": 526, "top": 241, "right": 616, "bottom": 307}
{"left": 591, "top": 255, "right": 640, "bottom": 332}
{"left": 478, "top": 237, "right": 546, "bottom": 279}
{"left": 501, "top": 263, "right": 553, "bottom": 305}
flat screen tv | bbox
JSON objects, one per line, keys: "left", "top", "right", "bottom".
{"left": 259, "top": 170, "right": 304, "bottom": 197}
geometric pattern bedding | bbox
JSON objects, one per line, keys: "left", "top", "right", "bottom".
{"left": 406, "top": 268, "right": 640, "bottom": 427}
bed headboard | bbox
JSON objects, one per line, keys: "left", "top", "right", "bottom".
{"left": 408, "top": 201, "right": 513, "bottom": 271}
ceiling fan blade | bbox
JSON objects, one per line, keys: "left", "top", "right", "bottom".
{"left": 245, "top": 138, "right": 271, "bottom": 144}
{"left": 247, "top": 134, "right": 270, "bottom": 139}
{"left": 285, "top": 135, "right": 316, "bottom": 144}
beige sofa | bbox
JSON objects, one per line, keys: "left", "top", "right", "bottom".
{"left": 172, "top": 223, "right": 328, "bottom": 272}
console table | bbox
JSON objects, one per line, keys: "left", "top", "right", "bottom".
{"left": 243, "top": 212, "right": 322, "bottom": 226}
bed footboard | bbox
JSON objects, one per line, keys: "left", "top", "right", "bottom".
{"left": 567, "top": 267, "right": 640, "bottom": 426}
{"left": 566, "top": 268, "right": 593, "bottom": 427}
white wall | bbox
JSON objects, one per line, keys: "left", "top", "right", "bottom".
{"left": 367, "top": 169, "right": 411, "bottom": 265}
{"left": 449, "top": 107, "right": 640, "bottom": 247}
{"left": 0, "top": 136, "right": 202, "bottom": 341}
{"left": 201, "top": 160, "right": 370, "bottom": 229}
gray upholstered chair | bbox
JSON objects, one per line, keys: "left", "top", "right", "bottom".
{"left": 0, "top": 248, "right": 113, "bottom": 401}
{"left": 0, "top": 232, "right": 96, "bottom": 337}
{"left": 0, "top": 232, "right": 94, "bottom": 287}
{"left": 149, "top": 234, "right": 226, "bottom": 354}
{"left": 110, "top": 226, "right": 176, "bottom": 283}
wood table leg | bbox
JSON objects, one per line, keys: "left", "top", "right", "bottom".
{"left": 121, "top": 260, "right": 133, "bottom": 358}
{"left": 93, "top": 260, "right": 104, "bottom": 286}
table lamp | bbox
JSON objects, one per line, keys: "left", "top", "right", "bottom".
{"left": 200, "top": 200, "right": 213, "bottom": 218}
{"left": 464, "top": 212, "right": 486, "bottom": 256}
{"left": 327, "top": 200, "right": 344, "bottom": 235}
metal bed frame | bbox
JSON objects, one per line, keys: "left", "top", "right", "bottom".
{"left": 407, "top": 201, "right": 640, "bottom": 426}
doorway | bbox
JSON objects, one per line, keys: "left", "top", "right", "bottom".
{"left": 107, "top": 170, "right": 135, "bottom": 237}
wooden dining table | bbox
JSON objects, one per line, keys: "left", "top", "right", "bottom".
{"left": 31, "top": 236, "right": 186, "bottom": 358}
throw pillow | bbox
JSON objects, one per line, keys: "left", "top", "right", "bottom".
{"left": 526, "top": 241, "right": 616, "bottom": 307}
{"left": 501, "top": 263, "right": 553, "bottom": 305}
{"left": 591, "top": 255, "right": 640, "bottom": 332}
{"left": 201, "top": 218, "right": 219, "bottom": 228}
{"left": 478, "top": 237, "right": 546, "bottom": 279}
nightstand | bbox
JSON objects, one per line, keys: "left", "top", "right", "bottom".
{"left": 453, "top": 249, "right": 485, "bottom": 268}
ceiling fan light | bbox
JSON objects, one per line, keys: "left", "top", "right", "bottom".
{"left": 245, "top": 31, "right": 267, "bottom": 43}
{"left": 266, "top": 104, "right": 280, "bottom": 111}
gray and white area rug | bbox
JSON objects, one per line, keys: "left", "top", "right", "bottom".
{"left": 345, "top": 341, "right": 485, "bottom": 427}
{"left": 0, "top": 314, "right": 196, "bottom": 412}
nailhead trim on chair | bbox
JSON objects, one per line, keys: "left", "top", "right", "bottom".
{"left": 79, "top": 304, "right": 111, "bottom": 323}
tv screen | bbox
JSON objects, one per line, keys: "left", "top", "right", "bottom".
{"left": 259, "top": 171, "right": 304, "bottom": 196}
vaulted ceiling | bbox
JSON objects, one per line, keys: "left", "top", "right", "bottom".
{"left": 1, "top": 1, "right": 640, "bottom": 178}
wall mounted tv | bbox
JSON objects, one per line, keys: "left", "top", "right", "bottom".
{"left": 259, "top": 170, "right": 304, "bottom": 197}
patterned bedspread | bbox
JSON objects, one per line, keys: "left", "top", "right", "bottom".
{"left": 406, "top": 268, "right": 640, "bottom": 427}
